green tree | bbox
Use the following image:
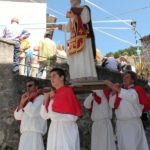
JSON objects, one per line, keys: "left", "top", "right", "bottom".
{"left": 105, "top": 46, "right": 140, "bottom": 58}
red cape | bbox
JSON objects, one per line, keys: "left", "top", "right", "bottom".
{"left": 14, "top": 90, "right": 39, "bottom": 122}
{"left": 114, "top": 85, "right": 150, "bottom": 112}
{"left": 46, "top": 86, "right": 82, "bottom": 117}
{"left": 89, "top": 89, "right": 110, "bottom": 112}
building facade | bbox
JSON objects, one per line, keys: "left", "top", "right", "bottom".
{"left": 0, "top": 0, "right": 47, "bottom": 47}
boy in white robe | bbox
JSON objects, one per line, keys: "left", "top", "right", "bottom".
{"left": 40, "top": 68, "right": 82, "bottom": 150}
{"left": 14, "top": 80, "right": 47, "bottom": 150}
{"left": 104, "top": 71, "right": 149, "bottom": 150}
{"left": 84, "top": 89, "right": 116, "bottom": 150}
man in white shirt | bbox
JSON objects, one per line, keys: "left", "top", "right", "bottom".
{"left": 103, "top": 56, "right": 119, "bottom": 72}
{"left": 2, "top": 17, "right": 30, "bottom": 73}
{"left": 14, "top": 79, "right": 47, "bottom": 150}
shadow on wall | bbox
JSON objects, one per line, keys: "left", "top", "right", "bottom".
{"left": 0, "top": 63, "right": 92, "bottom": 150}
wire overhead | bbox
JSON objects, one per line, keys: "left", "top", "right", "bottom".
{"left": 85, "top": 0, "right": 142, "bottom": 39}
{"left": 85, "top": 0, "right": 132, "bottom": 27}
{"left": 101, "top": 5, "right": 150, "bottom": 20}
{"left": 94, "top": 27, "right": 130, "bottom": 30}
{"left": 95, "top": 28, "right": 136, "bottom": 46}
{"left": 47, "top": 7, "right": 66, "bottom": 17}
{"left": 0, "top": 19, "right": 133, "bottom": 27}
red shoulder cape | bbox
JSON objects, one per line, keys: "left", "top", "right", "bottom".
{"left": 134, "top": 85, "right": 150, "bottom": 112}
{"left": 88, "top": 89, "right": 110, "bottom": 112}
{"left": 51, "top": 86, "right": 82, "bottom": 116}
{"left": 114, "top": 85, "right": 150, "bottom": 112}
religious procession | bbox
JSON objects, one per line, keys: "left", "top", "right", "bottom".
{"left": 0, "top": 0, "right": 150, "bottom": 150}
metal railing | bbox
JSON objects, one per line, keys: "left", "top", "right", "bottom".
{"left": 18, "top": 50, "right": 68, "bottom": 79}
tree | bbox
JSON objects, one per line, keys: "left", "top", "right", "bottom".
{"left": 105, "top": 46, "right": 140, "bottom": 58}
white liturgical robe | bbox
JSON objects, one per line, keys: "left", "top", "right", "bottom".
{"left": 14, "top": 95, "right": 47, "bottom": 150}
{"left": 84, "top": 90, "right": 116, "bottom": 150}
{"left": 109, "top": 88, "right": 149, "bottom": 150}
{"left": 62, "top": 6, "right": 97, "bottom": 80}
{"left": 40, "top": 100, "right": 80, "bottom": 150}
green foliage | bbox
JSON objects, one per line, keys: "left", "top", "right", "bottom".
{"left": 105, "top": 52, "right": 114, "bottom": 57}
{"left": 105, "top": 46, "right": 141, "bottom": 58}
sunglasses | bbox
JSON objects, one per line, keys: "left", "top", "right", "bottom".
{"left": 26, "top": 84, "right": 34, "bottom": 88}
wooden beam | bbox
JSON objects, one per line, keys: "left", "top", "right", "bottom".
{"left": 71, "top": 80, "right": 108, "bottom": 94}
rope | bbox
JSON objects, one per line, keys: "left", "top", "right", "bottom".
{"left": 85, "top": 0, "right": 132, "bottom": 27}
{"left": 94, "top": 27, "right": 130, "bottom": 30}
{"left": 85, "top": 0, "right": 142, "bottom": 38}
{"left": 95, "top": 28, "right": 136, "bottom": 46}
{"left": 101, "top": 5, "right": 150, "bottom": 20}
{"left": 19, "top": 50, "right": 66, "bottom": 59}
{"left": 0, "top": 19, "right": 133, "bottom": 28}
{"left": 47, "top": 7, "right": 66, "bottom": 17}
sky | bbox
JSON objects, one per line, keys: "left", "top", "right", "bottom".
{"left": 47, "top": 0, "right": 150, "bottom": 55}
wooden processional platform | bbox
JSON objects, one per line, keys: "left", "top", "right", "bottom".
{"left": 70, "top": 80, "right": 108, "bottom": 94}
{"left": 41, "top": 80, "right": 108, "bottom": 94}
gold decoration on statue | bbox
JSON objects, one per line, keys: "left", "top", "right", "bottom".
{"left": 68, "top": 10, "right": 88, "bottom": 55}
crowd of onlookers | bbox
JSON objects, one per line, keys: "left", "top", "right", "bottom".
{"left": 0, "top": 17, "right": 67, "bottom": 79}
{"left": 19, "top": 33, "right": 67, "bottom": 79}
{"left": 101, "top": 55, "right": 136, "bottom": 73}
{"left": 0, "top": 17, "right": 137, "bottom": 79}
{"left": 19, "top": 30, "right": 69, "bottom": 78}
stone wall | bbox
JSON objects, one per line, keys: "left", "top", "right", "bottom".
{"left": 0, "top": 39, "right": 19, "bottom": 150}
{"left": 0, "top": 38, "right": 50, "bottom": 149}
{"left": 141, "top": 35, "right": 150, "bottom": 67}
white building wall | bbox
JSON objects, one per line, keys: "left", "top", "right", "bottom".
{"left": 0, "top": 1, "right": 46, "bottom": 47}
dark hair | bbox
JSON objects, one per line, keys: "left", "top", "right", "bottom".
{"left": 44, "top": 33, "right": 51, "bottom": 39}
{"left": 50, "top": 68, "right": 66, "bottom": 82}
{"left": 27, "top": 79, "right": 39, "bottom": 87}
{"left": 11, "top": 17, "right": 19, "bottom": 24}
{"left": 123, "top": 71, "right": 137, "bottom": 83}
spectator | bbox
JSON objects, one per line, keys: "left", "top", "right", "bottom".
{"left": 14, "top": 79, "right": 47, "bottom": 150}
{"left": 102, "top": 56, "right": 119, "bottom": 72}
{"left": 24, "top": 48, "right": 34, "bottom": 76}
{"left": 2, "top": 17, "right": 30, "bottom": 73}
{"left": 31, "top": 46, "right": 39, "bottom": 77}
{"left": 37, "top": 33, "right": 56, "bottom": 79}
{"left": 19, "top": 35, "right": 30, "bottom": 75}
{"left": 56, "top": 44, "right": 67, "bottom": 58}
{"left": 101, "top": 57, "right": 108, "bottom": 67}
{"left": 96, "top": 49, "right": 101, "bottom": 65}
{"left": 118, "top": 56, "right": 136, "bottom": 73}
